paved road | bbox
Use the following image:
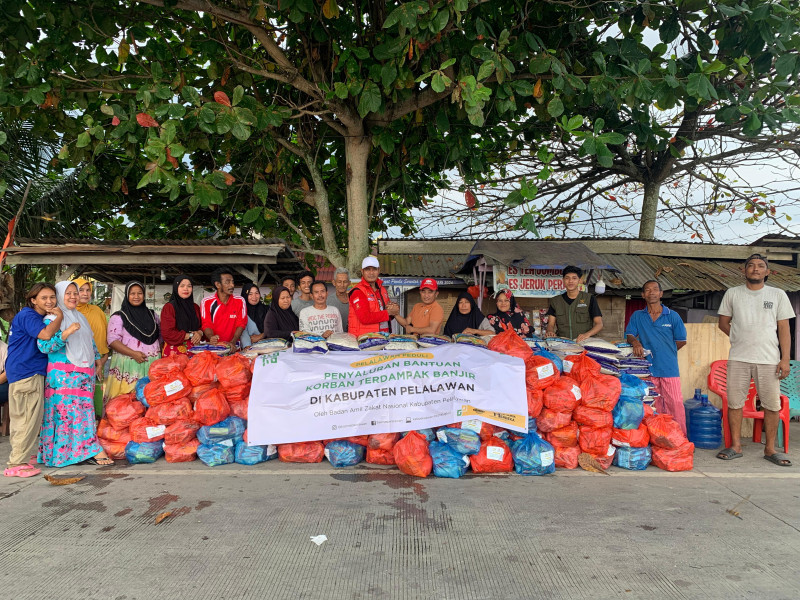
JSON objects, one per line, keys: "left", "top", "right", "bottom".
{"left": 1, "top": 431, "right": 799, "bottom": 600}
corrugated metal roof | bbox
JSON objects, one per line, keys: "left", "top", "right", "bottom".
{"left": 588, "top": 254, "right": 674, "bottom": 291}
{"left": 638, "top": 256, "right": 726, "bottom": 291}
{"left": 16, "top": 237, "right": 291, "bottom": 247}
{"left": 702, "top": 260, "right": 800, "bottom": 292}
{"left": 378, "top": 254, "right": 465, "bottom": 278}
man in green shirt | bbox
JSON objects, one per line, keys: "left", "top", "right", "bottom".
{"left": 545, "top": 265, "right": 603, "bottom": 342}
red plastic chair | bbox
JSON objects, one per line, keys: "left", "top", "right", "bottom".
{"left": 707, "top": 360, "right": 790, "bottom": 453}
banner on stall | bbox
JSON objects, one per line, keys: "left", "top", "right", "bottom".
{"left": 247, "top": 345, "right": 527, "bottom": 445}
{"left": 493, "top": 265, "right": 565, "bottom": 298}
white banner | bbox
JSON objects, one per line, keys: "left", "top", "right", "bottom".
{"left": 247, "top": 345, "right": 528, "bottom": 445}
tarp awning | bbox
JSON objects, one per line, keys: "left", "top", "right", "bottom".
{"left": 454, "top": 240, "right": 618, "bottom": 274}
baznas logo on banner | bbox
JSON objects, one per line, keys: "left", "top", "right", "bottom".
{"left": 247, "top": 345, "right": 528, "bottom": 445}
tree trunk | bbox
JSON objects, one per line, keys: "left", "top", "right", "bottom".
{"left": 638, "top": 180, "right": 660, "bottom": 240}
{"left": 344, "top": 132, "right": 373, "bottom": 275}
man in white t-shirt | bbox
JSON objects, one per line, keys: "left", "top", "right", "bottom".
{"left": 298, "top": 281, "right": 343, "bottom": 338}
{"left": 717, "top": 253, "right": 795, "bottom": 467}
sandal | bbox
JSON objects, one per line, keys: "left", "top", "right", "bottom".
{"left": 717, "top": 448, "right": 743, "bottom": 460}
{"left": 764, "top": 453, "right": 792, "bottom": 467}
{"left": 4, "top": 465, "right": 41, "bottom": 478}
{"left": 85, "top": 456, "right": 114, "bottom": 466}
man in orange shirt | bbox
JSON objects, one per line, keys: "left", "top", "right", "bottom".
{"left": 395, "top": 278, "right": 444, "bottom": 335}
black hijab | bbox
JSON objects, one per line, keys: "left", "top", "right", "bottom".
{"left": 487, "top": 290, "right": 530, "bottom": 335}
{"left": 444, "top": 291, "right": 486, "bottom": 337}
{"left": 263, "top": 286, "right": 299, "bottom": 339}
{"left": 241, "top": 281, "right": 267, "bottom": 333}
{"left": 114, "top": 281, "right": 160, "bottom": 345}
{"left": 169, "top": 275, "right": 201, "bottom": 333}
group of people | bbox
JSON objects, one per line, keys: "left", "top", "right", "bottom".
{"left": 2, "top": 252, "right": 793, "bottom": 477}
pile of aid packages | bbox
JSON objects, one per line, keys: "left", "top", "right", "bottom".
{"left": 96, "top": 330, "right": 694, "bottom": 475}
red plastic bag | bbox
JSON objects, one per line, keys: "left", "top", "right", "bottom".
{"left": 165, "top": 438, "right": 201, "bottom": 463}
{"left": 189, "top": 382, "right": 220, "bottom": 404}
{"left": 527, "top": 389, "right": 543, "bottom": 417}
{"left": 129, "top": 417, "right": 166, "bottom": 443}
{"left": 194, "top": 388, "right": 231, "bottom": 426}
{"left": 98, "top": 437, "right": 128, "bottom": 460}
{"left": 536, "top": 408, "right": 573, "bottom": 432}
{"left": 393, "top": 431, "right": 433, "bottom": 477}
{"left": 184, "top": 351, "right": 219, "bottom": 386}
{"left": 278, "top": 441, "right": 325, "bottom": 463}
{"left": 145, "top": 398, "right": 193, "bottom": 425}
{"left": 164, "top": 419, "right": 200, "bottom": 446}
{"left": 105, "top": 393, "right": 145, "bottom": 429}
{"left": 573, "top": 405, "right": 613, "bottom": 429}
{"left": 488, "top": 327, "right": 533, "bottom": 361}
{"left": 546, "top": 422, "right": 578, "bottom": 447}
{"left": 460, "top": 420, "right": 506, "bottom": 442}
{"left": 217, "top": 354, "right": 252, "bottom": 389}
{"left": 144, "top": 373, "right": 191, "bottom": 406}
{"left": 562, "top": 352, "right": 600, "bottom": 383}
{"left": 543, "top": 377, "right": 582, "bottom": 412}
{"left": 643, "top": 403, "right": 655, "bottom": 418}
{"left": 554, "top": 443, "right": 580, "bottom": 469}
{"left": 228, "top": 400, "right": 248, "bottom": 420}
{"left": 525, "top": 354, "right": 559, "bottom": 390}
{"left": 366, "top": 447, "right": 395, "bottom": 465}
{"left": 470, "top": 438, "right": 513, "bottom": 473}
{"left": 97, "top": 418, "right": 129, "bottom": 442}
{"left": 612, "top": 423, "right": 650, "bottom": 448}
{"left": 224, "top": 383, "right": 251, "bottom": 403}
{"left": 580, "top": 374, "right": 621, "bottom": 411}
{"left": 578, "top": 426, "right": 612, "bottom": 455}
{"left": 588, "top": 446, "right": 616, "bottom": 470}
{"left": 651, "top": 441, "right": 694, "bottom": 471}
{"left": 148, "top": 354, "right": 189, "bottom": 379}
{"left": 368, "top": 433, "right": 401, "bottom": 451}
{"left": 345, "top": 436, "right": 369, "bottom": 446}
{"left": 646, "top": 414, "right": 687, "bottom": 449}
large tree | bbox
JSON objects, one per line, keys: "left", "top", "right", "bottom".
{"left": 0, "top": 0, "right": 625, "bottom": 271}
{"left": 442, "top": 0, "right": 800, "bottom": 240}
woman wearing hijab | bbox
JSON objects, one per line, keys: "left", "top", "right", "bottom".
{"left": 443, "top": 291, "right": 495, "bottom": 337}
{"left": 38, "top": 281, "right": 113, "bottom": 467}
{"left": 263, "top": 286, "right": 299, "bottom": 342}
{"left": 73, "top": 277, "right": 109, "bottom": 415}
{"left": 240, "top": 281, "right": 267, "bottom": 347}
{"left": 105, "top": 282, "right": 161, "bottom": 401}
{"left": 487, "top": 289, "right": 531, "bottom": 336}
{"left": 160, "top": 275, "right": 202, "bottom": 356}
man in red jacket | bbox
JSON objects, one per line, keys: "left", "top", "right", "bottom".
{"left": 348, "top": 256, "right": 399, "bottom": 337}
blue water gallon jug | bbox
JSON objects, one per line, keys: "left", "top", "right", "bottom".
{"left": 688, "top": 395, "right": 722, "bottom": 449}
{"left": 684, "top": 389, "right": 703, "bottom": 433}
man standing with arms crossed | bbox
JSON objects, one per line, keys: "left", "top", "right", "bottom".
{"left": 545, "top": 265, "right": 603, "bottom": 342}
{"left": 326, "top": 267, "right": 351, "bottom": 333}
{"left": 716, "top": 254, "right": 794, "bottom": 466}
{"left": 626, "top": 280, "right": 688, "bottom": 435}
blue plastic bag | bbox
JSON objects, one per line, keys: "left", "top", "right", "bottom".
{"left": 135, "top": 376, "right": 150, "bottom": 408}
{"left": 430, "top": 442, "right": 470, "bottom": 478}
{"left": 124, "top": 440, "right": 163, "bottom": 464}
{"left": 234, "top": 441, "right": 276, "bottom": 465}
{"left": 197, "top": 416, "right": 247, "bottom": 445}
{"left": 620, "top": 373, "right": 649, "bottom": 398}
{"left": 613, "top": 445, "right": 651, "bottom": 470}
{"left": 534, "top": 348, "right": 563, "bottom": 374}
{"left": 527, "top": 417, "right": 537, "bottom": 433}
{"left": 197, "top": 442, "right": 235, "bottom": 467}
{"left": 435, "top": 427, "right": 481, "bottom": 455}
{"left": 612, "top": 395, "right": 645, "bottom": 430}
{"left": 510, "top": 433, "right": 556, "bottom": 476}
{"left": 324, "top": 440, "right": 366, "bottom": 467}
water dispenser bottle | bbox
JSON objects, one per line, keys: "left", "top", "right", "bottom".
{"left": 688, "top": 394, "right": 723, "bottom": 449}
{"left": 684, "top": 389, "right": 703, "bottom": 433}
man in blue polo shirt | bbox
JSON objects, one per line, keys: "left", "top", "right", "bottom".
{"left": 625, "top": 280, "right": 688, "bottom": 435}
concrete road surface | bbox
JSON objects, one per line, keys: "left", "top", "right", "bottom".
{"left": 1, "top": 428, "right": 799, "bottom": 600}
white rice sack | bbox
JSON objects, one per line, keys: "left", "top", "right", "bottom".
{"left": 358, "top": 332, "right": 389, "bottom": 350}
{"left": 327, "top": 333, "right": 360, "bottom": 352}
{"left": 257, "top": 338, "right": 291, "bottom": 349}
{"left": 453, "top": 334, "right": 488, "bottom": 348}
{"left": 292, "top": 332, "right": 328, "bottom": 354}
{"left": 579, "top": 337, "right": 622, "bottom": 355}
{"left": 545, "top": 337, "right": 583, "bottom": 354}
{"left": 417, "top": 334, "right": 451, "bottom": 347}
